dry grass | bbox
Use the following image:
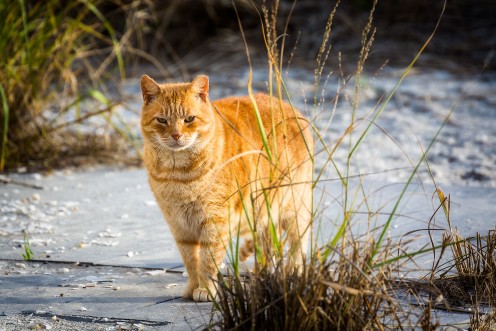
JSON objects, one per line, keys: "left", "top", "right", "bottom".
{"left": 0, "top": 1, "right": 133, "bottom": 170}
{"left": 429, "top": 230, "right": 496, "bottom": 307}
{"left": 384, "top": 195, "right": 496, "bottom": 329}
{"left": 210, "top": 239, "right": 405, "bottom": 330}
{"left": 470, "top": 308, "right": 496, "bottom": 331}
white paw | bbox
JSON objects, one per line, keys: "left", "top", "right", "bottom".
{"left": 192, "top": 287, "right": 212, "bottom": 302}
{"left": 183, "top": 280, "right": 199, "bottom": 299}
{"left": 183, "top": 287, "right": 194, "bottom": 299}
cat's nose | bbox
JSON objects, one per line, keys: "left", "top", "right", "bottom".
{"left": 171, "top": 133, "right": 182, "bottom": 141}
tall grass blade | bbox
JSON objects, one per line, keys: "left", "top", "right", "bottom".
{"left": 18, "top": 0, "right": 28, "bottom": 45}
{"left": 234, "top": 1, "right": 273, "bottom": 164}
{"left": 80, "top": 0, "right": 125, "bottom": 80}
{"left": 0, "top": 84, "right": 9, "bottom": 171}
{"left": 349, "top": 0, "right": 446, "bottom": 159}
{"left": 370, "top": 107, "right": 454, "bottom": 265}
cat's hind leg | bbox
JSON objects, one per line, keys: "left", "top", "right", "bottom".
{"left": 239, "top": 238, "right": 254, "bottom": 262}
{"left": 284, "top": 218, "right": 310, "bottom": 274}
{"left": 282, "top": 188, "right": 312, "bottom": 275}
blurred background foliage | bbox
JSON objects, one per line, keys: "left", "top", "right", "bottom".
{"left": 0, "top": 0, "right": 494, "bottom": 171}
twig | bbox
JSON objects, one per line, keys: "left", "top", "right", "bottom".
{"left": 0, "top": 175, "right": 43, "bottom": 190}
{"left": 47, "top": 103, "right": 119, "bottom": 133}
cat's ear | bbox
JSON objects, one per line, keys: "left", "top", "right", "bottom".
{"left": 141, "top": 75, "right": 160, "bottom": 104}
{"left": 190, "top": 75, "right": 209, "bottom": 102}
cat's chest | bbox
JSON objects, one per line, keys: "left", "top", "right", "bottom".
{"left": 145, "top": 150, "right": 231, "bottom": 222}
{"left": 153, "top": 180, "right": 226, "bottom": 236}
{"left": 149, "top": 170, "right": 221, "bottom": 216}
{"left": 151, "top": 173, "right": 208, "bottom": 201}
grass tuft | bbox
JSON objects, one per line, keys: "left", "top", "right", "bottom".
{"left": 470, "top": 308, "right": 496, "bottom": 331}
{"left": 435, "top": 230, "right": 496, "bottom": 306}
{"left": 0, "top": 0, "right": 137, "bottom": 171}
{"left": 210, "top": 238, "right": 403, "bottom": 330}
{"left": 21, "top": 231, "right": 34, "bottom": 261}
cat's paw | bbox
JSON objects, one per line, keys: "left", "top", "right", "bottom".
{"left": 183, "top": 280, "right": 200, "bottom": 299}
{"left": 192, "top": 287, "right": 216, "bottom": 302}
{"left": 183, "top": 287, "right": 194, "bottom": 299}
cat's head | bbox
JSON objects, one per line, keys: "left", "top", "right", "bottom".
{"left": 140, "top": 75, "right": 213, "bottom": 153}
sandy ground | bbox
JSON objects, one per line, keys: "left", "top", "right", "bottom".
{"left": 1, "top": 311, "right": 152, "bottom": 331}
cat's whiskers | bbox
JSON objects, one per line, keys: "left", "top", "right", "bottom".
{"left": 150, "top": 135, "right": 169, "bottom": 154}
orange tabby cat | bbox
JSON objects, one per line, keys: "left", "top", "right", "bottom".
{"left": 140, "top": 74, "right": 313, "bottom": 302}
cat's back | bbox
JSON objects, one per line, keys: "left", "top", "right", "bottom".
{"left": 213, "top": 93, "right": 294, "bottom": 121}
{"left": 211, "top": 94, "right": 256, "bottom": 126}
{"left": 212, "top": 93, "right": 313, "bottom": 151}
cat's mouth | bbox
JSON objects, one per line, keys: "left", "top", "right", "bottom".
{"left": 167, "top": 141, "right": 190, "bottom": 151}
{"left": 166, "top": 134, "right": 198, "bottom": 151}
{"left": 152, "top": 133, "right": 198, "bottom": 152}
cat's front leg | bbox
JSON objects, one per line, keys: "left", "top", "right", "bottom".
{"left": 193, "top": 221, "right": 228, "bottom": 302}
{"left": 176, "top": 240, "right": 200, "bottom": 299}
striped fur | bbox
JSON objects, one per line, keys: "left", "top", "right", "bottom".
{"left": 141, "top": 75, "right": 314, "bottom": 302}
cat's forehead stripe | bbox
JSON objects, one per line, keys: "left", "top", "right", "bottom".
{"left": 167, "top": 90, "right": 184, "bottom": 117}
{"left": 157, "top": 89, "right": 187, "bottom": 117}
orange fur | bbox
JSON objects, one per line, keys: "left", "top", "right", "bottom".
{"left": 140, "top": 75, "right": 313, "bottom": 302}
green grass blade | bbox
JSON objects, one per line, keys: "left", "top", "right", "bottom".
{"left": 372, "top": 243, "right": 448, "bottom": 269}
{"left": 18, "top": 0, "right": 28, "bottom": 45}
{"left": 80, "top": 0, "right": 125, "bottom": 80}
{"left": 369, "top": 108, "right": 454, "bottom": 265}
{"left": 0, "top": 84, "right": 9, "bottom": 171}
{"left": 89, "top": 89, "right": 111, "bottom": 107}
{"left": 21, "top": 233, "right": 34, "bottom": 261}
{"left": 348, "top": 1, "right": 446, "bottom": 160}
{"left": 247, "top": 76, "right": 273, "bottom": 163}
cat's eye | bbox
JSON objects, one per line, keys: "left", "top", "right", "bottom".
{"left": 156, "top": 117, "right": 168, "bottom": 124}
{"left": 184, "top": 116, "right": 195, "bottom": 123}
